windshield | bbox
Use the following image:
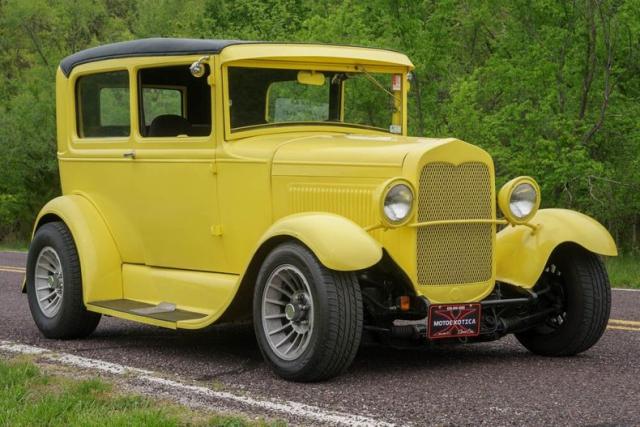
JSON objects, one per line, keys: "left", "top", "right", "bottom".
{"left": 227, "top": 66, "right": 403, "bottom": 133}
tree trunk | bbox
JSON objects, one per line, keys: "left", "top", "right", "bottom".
{"left": 578, "top": 0, "right": 597, "bottom": 120}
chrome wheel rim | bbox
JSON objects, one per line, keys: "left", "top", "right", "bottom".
{"left": 34, "top": 247, "right": 64, "bottom": 318}
{"left": 261, "top": 264, "right": 314, "bottom": 361}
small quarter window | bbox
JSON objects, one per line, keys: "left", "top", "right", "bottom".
{"left": 76, "top": 71, "right": 130, "bottom": 138}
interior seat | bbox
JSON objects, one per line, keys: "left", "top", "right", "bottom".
{"left": 148, "top": 114, "right": 190, "bottom": 137}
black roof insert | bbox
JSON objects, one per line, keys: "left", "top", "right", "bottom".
{"left": 59, "top": 38, "right": 254, "bottom": 76}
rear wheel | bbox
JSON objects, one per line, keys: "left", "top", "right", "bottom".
{"left": 253, "top": 242, "right": 363, "bottom": 382}
{"left": 26, "top": 222, "right": 101, "bottom": 339}
{"left": 516, "top": 244, "right": 610, "bottom": 356}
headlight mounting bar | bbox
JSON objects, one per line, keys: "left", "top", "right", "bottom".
{"left": 365, "top": 218, "right": 539, "bottom": 233}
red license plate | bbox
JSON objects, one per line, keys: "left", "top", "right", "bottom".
{"left": 427, "top": 303, "right": 481, "bottom": 339}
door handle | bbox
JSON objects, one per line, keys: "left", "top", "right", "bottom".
{"left": 123, "top": 150, "right": 136, "bottom": 159}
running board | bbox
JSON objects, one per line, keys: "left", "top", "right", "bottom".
{"left": 90, "top": 299, "right": 207, "bottom": 323}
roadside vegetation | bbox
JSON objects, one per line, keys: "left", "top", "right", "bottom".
{"left": 0, "top": 240, "right": 28, "bottom": 252}
{"left": 606, "top": 255, "right": 640, "bottom": 289}
{"left": 0, "top": 1, "right": 638, "bottom": 260}
{"left": 0, "top": 357, "right": 283, "bottom": 427}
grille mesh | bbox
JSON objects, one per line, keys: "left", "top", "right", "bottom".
{"left": 417, "top": 162, "right": 493, "bottom": 286}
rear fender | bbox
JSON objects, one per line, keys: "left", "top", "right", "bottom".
{"left": 27, "top": 195, "right": 122, "bottom": 302}
{"left": 496, "top": 208, "right": 617, "bottom": 288}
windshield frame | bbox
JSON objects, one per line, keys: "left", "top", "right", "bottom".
{"left": 222, "top": 59, "right": 408, "bottom": 141}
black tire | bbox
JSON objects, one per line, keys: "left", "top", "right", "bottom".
{"left": 516, "top": 244, "right": 611, "bottom": 356}
{"left": 253, "top": 242, "right": 363, "bottom": 382}
{"left": 26, "top": 222, "right": 101, "bottom": 339}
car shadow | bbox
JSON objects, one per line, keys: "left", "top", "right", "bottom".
{"left": 81, "top": 317, "right": 537, "bottom": 381}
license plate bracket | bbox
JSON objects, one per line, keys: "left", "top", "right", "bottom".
{"left": 427, "top": 303, "right": 481, "bottom": 340}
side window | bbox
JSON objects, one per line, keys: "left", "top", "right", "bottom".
{"left": 139, "top": 65, "right": 212, "bottom": 137}
{"left": 76, "top": 71, "right": 130, "bottom": 138}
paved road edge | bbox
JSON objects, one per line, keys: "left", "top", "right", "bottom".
{"left": 0, "top": 340, "right": 394, "bottom": 427}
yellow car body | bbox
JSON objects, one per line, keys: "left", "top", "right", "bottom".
{"left": 31, "top": 39, "right": 616, "bottom": 332}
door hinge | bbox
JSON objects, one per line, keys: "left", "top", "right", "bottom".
{"left": 209, "top": 162, "right": 217, "bottom": 175}
{"left": 210, "top": 225, "right": 223, "bottom": 236}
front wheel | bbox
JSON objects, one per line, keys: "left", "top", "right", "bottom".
{"left": 253, "top": 242, "right": 363, "bottom": 382}
{"left": 516, "top": 244, "right": 611, "bottom": 356}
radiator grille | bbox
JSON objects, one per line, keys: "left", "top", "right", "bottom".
{"left": 417, "top": 162, "right": 493, "bottom": 286}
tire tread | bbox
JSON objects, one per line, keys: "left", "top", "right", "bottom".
{"left": 253, "top": 242, "right": 363, "bottom": 382}
{"left": 27, "top": 222, "right": 101, "bottom": 339}
{"left": 516, "top": 245, "right": 610, "bottom": 356}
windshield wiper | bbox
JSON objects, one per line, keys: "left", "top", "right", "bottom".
{"left": 353, "top": 65, "right": 397, "bottom": 99}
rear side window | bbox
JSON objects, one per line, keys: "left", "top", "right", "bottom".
{"left": 76, "top": 71, "right": 130, "bottom": 138}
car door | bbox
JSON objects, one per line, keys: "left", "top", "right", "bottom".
{"left": 127, "top": 59, "right": 226, "bottom": 272}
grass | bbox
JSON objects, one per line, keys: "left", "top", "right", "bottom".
{"left": 605, "top": 254, "right": 640, "bottom": 289}
{"left": 0, "top": 358, "right": 285, "bottom": 427}
{"left": 0, "top": 239, "right": 28, "bottom": 252}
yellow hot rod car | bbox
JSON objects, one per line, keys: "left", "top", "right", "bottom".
{"left": 25, "top": 38, "right": 617, "bottom": 381}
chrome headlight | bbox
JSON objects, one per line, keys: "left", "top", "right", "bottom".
{"left": 510, "top": 182, "right": 537, "bottom": 218}
{"left": 380, "top": 180, "right": 415, "bottom": 226}
{"left": 498, "top": 177, "right": 540, "bottom": 224}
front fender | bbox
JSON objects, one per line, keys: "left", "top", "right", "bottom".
{"left": 29, "top": 195, "right": 123, "bottom": 302}
{"left": 496, "top": 208, "right": 617, "bottom": 288}
{"left": 258, "top": 213, "right": 383, "bottom": 271}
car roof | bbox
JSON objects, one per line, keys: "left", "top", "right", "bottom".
{"left": 59, "top": 38, "right": 247, "bottom": 76}
{"left": 59, "top": 38, "right": 413, "bottom": 76}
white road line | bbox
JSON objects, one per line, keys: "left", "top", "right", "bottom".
{"left": 0, "top": 267, "right": 25, "bottom": 273}
{"left": 612, "top": 287, "right": 640, "bottom": 292}
{"left": 0, "top": 340, "right": 393, "bottom": 427}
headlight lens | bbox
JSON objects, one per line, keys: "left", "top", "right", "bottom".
{"left": 498, "top": 176, "right": 540, "bottom": 224}
{"left": 383, "top": 183, "right": 413, "bottom": 224}
{"left": 509, "top": 182, "right": 537, "bottom": 219}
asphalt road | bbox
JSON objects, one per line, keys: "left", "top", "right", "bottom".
{"left": 1, "top": 251, "right": 639, "bottom": 426}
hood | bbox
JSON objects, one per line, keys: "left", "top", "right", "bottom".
{"left": 268, "top": 132, "right": 458, "bottom": 177}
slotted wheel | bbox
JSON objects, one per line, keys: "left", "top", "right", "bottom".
{"left": 254, "top": 242, "right": 363, "bottom": 381}
{"left": 26, "top": 221, "right": 101, "bottom": 339}
{"left": 261, "top": 264, "right": 314, "bottom": 361}
{"left": 34, "top": 246, "right": 64, "bottom": 318}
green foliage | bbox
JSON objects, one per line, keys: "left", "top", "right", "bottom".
{"left": 343, "top": 73, "right": 396, "bottom": 130}
{"left": 0, "top": 0, "right": 638, "bottom": 252}
{"left": 268, "top": 80, "right": 330, "bottom": 122}
{"left": 143, "top": 88, "right": 183, "bottom": 125}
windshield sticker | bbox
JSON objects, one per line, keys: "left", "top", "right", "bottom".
{"left": 392, "top": 74, "right": 402, "bottom": 91}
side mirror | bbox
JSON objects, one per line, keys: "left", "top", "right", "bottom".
{"left": 297, "top": 71, "right": 325, "bottom": 86}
